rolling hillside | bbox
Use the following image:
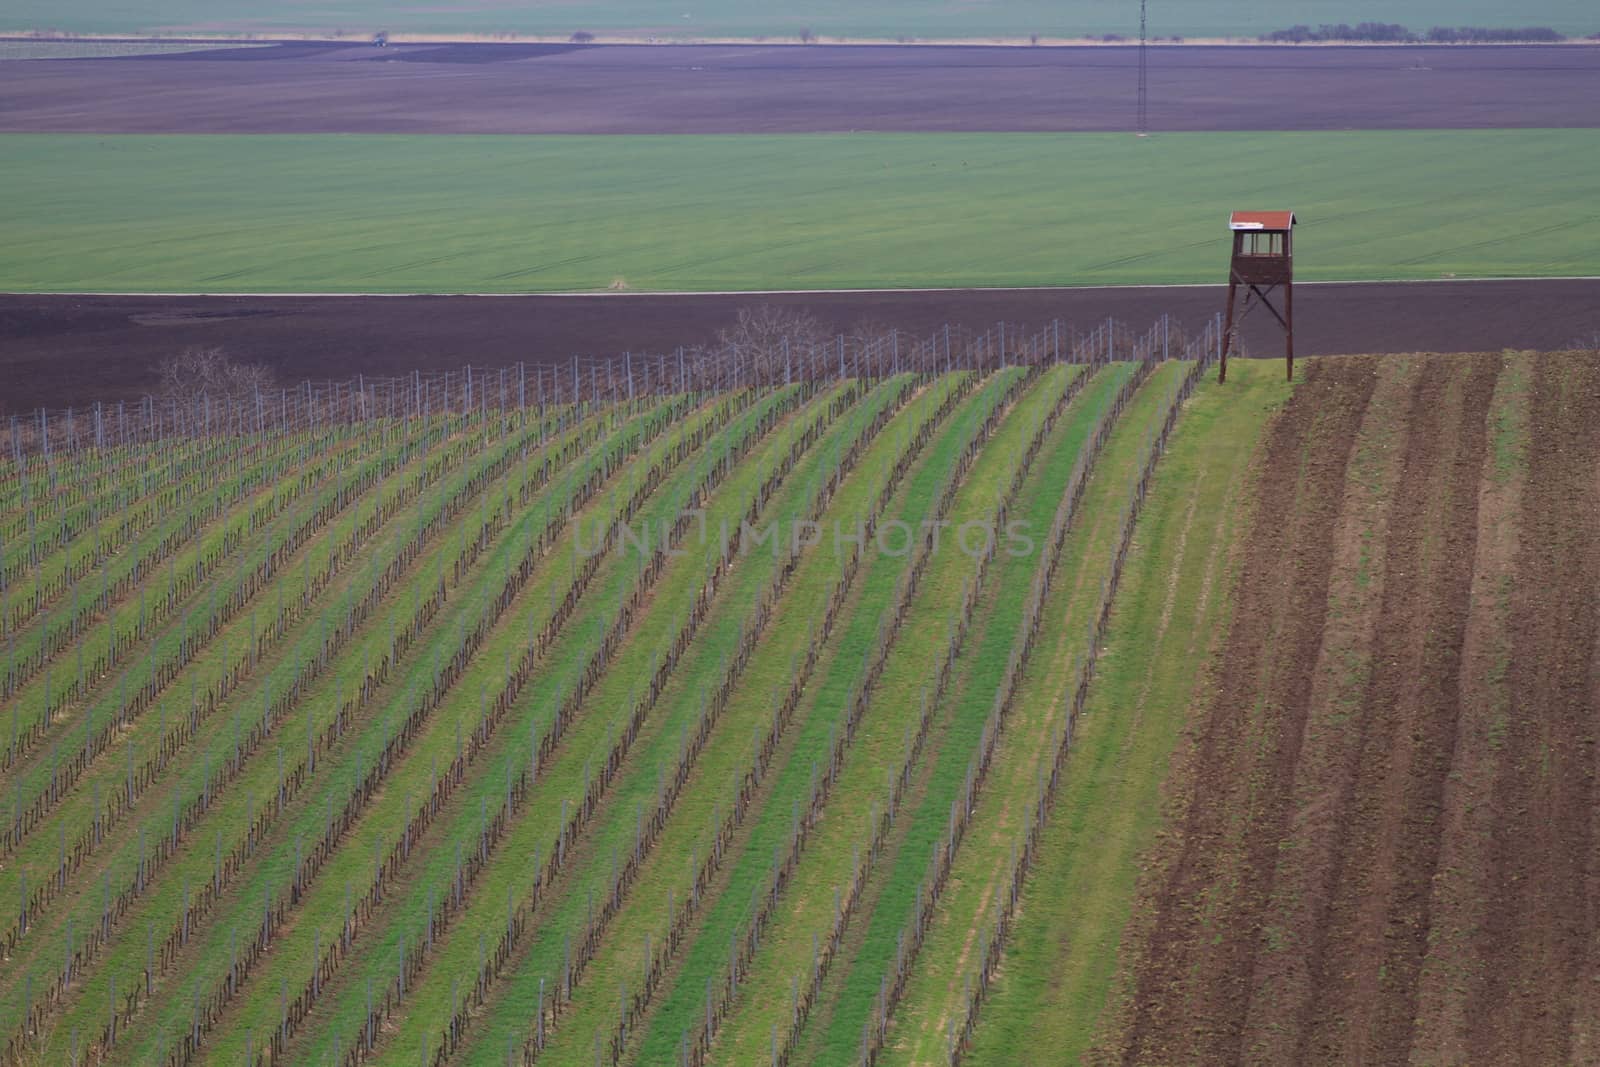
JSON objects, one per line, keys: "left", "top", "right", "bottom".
{"left": 3, "top": 343, "right": 1595, "bottom": 1067}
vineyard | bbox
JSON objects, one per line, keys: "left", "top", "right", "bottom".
{"left": 3, "top": 337, "right": 1593, "bottom": 1067}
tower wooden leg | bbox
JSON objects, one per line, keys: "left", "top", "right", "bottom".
{"left": 1219, "top": 280, "right": 1238, "bottom": 383}
{"left": 1284, "top": 278, "right": 1295, "bottom": 381}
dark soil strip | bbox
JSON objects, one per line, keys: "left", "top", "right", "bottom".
{"left": 1294, "top": 354, "right": 1500, "bottom": 1062}
{"left": 1465, "top": 351, "right": 1600, "bottom": 1064}
{"left": 1405, "top": 354, "right": 1529, "bottom": 1064}
{"left": 1106, "top": 356, "right": 1377, "bottom": 1065}
{"left": 1104, "top": 353, "right": 1600, "bottom": 1065}
{"left": 1225, "top": 354, "right": 1422, "bottom": 1064}
{"left": 8, "top": 281, "right": 1600, "bottom": 412}
{"left": 3, "top": 44, "right": 1597, "bottom": 134}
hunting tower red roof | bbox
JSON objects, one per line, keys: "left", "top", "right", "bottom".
{"left": 1228, "top": 210, "right": 1297, "bottom": 231}
{"left": 1219, "top": 209, "right": 1298, "bottom": 384}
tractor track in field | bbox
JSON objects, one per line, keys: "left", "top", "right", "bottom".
{"left": 1104, "top": 356, "right": 1377, "bottom": 1065}
{"left": 1465, "top": 351, "right": 1600, "bottom": 1064}
{"left": 1101, "top": 351, "right": 1600, "bottom": 1065}
{"left": 1221, "top": 353, "right": 1425, "bottom": 1062}
{"left": 1291, "top": 354, "right": 1499, "bottom": 1062}
{"left": 1406, "top": 354, "right": 1530, "bottom": 1064}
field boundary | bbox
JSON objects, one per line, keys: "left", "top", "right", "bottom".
{"left": 9, "top": 34, "right": 1597, "bottom": 49}
{"left": 8, "top": 276, "right": 1600, "bottom": 299}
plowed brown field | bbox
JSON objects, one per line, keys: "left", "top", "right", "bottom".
{"left": 4, "top": 43, "right": 1597, "bottom": 134}
{"left": 8, "top": 282, "right": 1600, "bottom": 412}
{"left": 1099, "top": 351, "right": 1600, "bottom": 1066}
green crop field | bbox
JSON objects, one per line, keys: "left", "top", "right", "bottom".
{"left": 6, "top": 338, "right": 1596, "bottom": 1067}
{"left": 3, "top": 0, "right": 1595, "bottom": 40}
{"left": 0, "top": 41, "right": 272, "bottom": 59}
{"left": 0, "top": 316, "right": 1269, "bottom": 1067}
{"left": 4, "top": 131, "right": 1599, "bottom": 294}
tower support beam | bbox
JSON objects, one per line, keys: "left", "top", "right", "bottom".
{"left": 1220, "top": 210, "right": 1297, "bottom": 382}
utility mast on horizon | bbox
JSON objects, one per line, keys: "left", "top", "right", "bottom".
{"left": 1137, "top": 0, "right": 1149, "bottom": 136}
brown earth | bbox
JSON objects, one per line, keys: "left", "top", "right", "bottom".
{"left": 1231, "top": 352, "right": 1425, "bottom": 1064}
{"left": 1463, "top": 351, "right": 1600, "bottom": 1064}
{"left": 2, "top": 43, "right": 1597, "bottom": 133}
{"left": 1407, "top": 357, "right": 1531, "bottom": 1064}
{"left": 1296, "top": 354, "right": 1499, "bottom": 1063}
{"left": 5, "top": 280, "right": 1599, "bottom": 411}
{"left": 1101, "top": 355, "right": 1378, "bottom": 1065}
{"left": 1102, "top": 350, "right": 1600, "bottom": 1066}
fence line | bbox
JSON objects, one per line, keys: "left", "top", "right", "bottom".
{"left": 947, "top": 317, "right": 1224, "bottom": 1064}
{"left": 3, "top": 317, "right": 1219, "bottom": 463}
{"left": 0, "top": 312, "right": 1231, "bottom": 1065}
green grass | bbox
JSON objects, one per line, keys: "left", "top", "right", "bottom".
{"left": 960, "top": 359, "right": 1290, "bottom": 1065}
{"left": 0, "top": 40, "right": 268, "bottom": 58}
{"left": 245, "top": 387, "right": 810, "bottom": 1067}
{"left": 473, "top": 378, "right": 946, "bottom": 1065}
{"left": 3, "top": 0, "right": 1594, "bottom": 40}
{"left": 341, "top": 384, "right": 850, "bottom": 1066}
{"left": 628, "top": 369, "right": 1024, "bottom": 1065}
{"left": 164, "top": 406, "right": 679, "bottom": 1066}
{"left": 20, "top": 408, "right": 626, "bottom": 1063}
{"left": 708, "top": 365, "right": 1062, "bottom": 1066}
{"left": 445, "top": 378, "right": 913, "bottom": 1067}
{"left": 2, "top": 428, "right": 386, "bottom": 779}
{"left": 880, "top": 361, "right": 1186, "bottom": 1066}
{"left": 810, "top": 362, "right": 1139, "bottom": 1063}
{"left": 3, "top": 132, "right": 1598, "bottom": 293}
{"left": 143, "top": 394, "right": 768, "bottom": 1067}
{"left": 5, "top": 360, "right": 1383, "bottom": 1067}
{"left": 1491, "top": 352, "right": 1533, "bottom": 482}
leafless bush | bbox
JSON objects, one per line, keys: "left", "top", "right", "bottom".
{"left": 569, "top": 30, "right": 595, "bottom": 44}
{"left": 847, "top": 317, "right": 900, "bottom": 356}
{"left": 717, "top": 305, "right": 829, "bottom": 381}
{"left": 699, "top": 306, "right": 934, "bottom": 386}
{"left": 159, "top": 347, "right": 276, "bottom": 403}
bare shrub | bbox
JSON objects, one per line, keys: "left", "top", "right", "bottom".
{"left": 847, "top": 317, "right": 898, "bottom": 354}
{"left": 159, "top": 347, "right": 276, "bottom": 403}
{"left": 845, "top": 318, "right": 917, "bottom": 376}
{"left": 569, "top": 30, "right": 595, "bottom": 44}
{"left": 717, "top": 306, "right": 828, "bottom": 383}
{"left": 798, "top": 27, "right": 816, "bottom": 44}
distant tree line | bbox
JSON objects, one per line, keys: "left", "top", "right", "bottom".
{"left": 1261, "top": 22, "right": 1569, "bottom": 43}
{"left": 1421, "top": 25, "right": 1568, "bottom": 42}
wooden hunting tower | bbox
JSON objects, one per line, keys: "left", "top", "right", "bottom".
{"left": 1219, "top": 210, "right": 1296, "bottom": 383}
